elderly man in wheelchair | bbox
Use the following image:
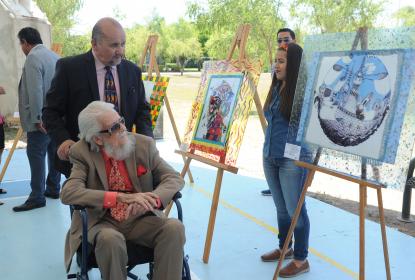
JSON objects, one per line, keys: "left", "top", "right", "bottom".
{"left": 61, "top": 101, "right": 186, "bottom": 280}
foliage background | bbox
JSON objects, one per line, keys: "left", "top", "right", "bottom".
{"left": 34, "top": 0, "right": 415, "bottom": 72}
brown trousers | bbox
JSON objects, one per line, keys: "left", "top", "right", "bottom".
{"left": 88, "top": 214, "right": 185, "bottom": 280}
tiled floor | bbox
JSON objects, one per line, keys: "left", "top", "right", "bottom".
{"left": 0, "top": 141, "right": 413, "bottom": 280}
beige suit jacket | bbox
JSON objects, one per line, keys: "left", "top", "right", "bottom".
{"left": 61, "top": 133, "right": 184, "bottom": 271}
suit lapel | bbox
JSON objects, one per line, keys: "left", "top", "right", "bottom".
{"left": 117, "top": 62, "right": 127, "bottom": 115}
{"left": 85, "top": 51, "right": 100, "bottom": 101}
{"left": 91, "top": 151, "right": 109, "bottom": 190}
{"left": 125, "top": 145, "right": 142, "bottom": 193}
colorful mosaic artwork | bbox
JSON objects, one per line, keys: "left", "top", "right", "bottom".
{"left": 142, "top": 76, "right": 170, "bottom": 129}
{"left": 181, "top": 59, "right": 262, "bottom": 166}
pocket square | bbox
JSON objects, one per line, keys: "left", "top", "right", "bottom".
{"left": 137, "top": 165, "right": 147, "bottom": 176}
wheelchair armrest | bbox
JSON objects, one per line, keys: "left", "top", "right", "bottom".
{"left": 171, "top": 192, "right": 183, "bottom": 222}
{"left": 172, "top": 192, "right": 182, "bottom": 200}
{"left": 71, "top": 204, "right": 86, "bottom": 210}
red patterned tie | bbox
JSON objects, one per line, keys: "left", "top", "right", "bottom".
{"left": 104, "top": 66, "right": 119, "bottom": 112}
{"left": 109, "top": 159, "right": 128, "bottom": 222}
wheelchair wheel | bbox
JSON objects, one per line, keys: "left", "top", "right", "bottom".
{"left": 182, "top": 255, "right": 191, "bottom": 280}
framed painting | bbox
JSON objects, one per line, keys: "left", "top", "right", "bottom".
{"left": 285, "top": 29, "right": 415, "bottom": 189}
{"left": 142, "top": 76, "right": 170, "bottom": 129}
{"left": 181, "top": 59, "right": 262, "bottom": 166}
{"left": 297, "top": 49, "right": 408, "bottom": 163}
{"left": 191, "top": 73, "right": 244, "bottom": 152}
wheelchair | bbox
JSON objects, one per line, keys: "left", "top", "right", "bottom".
{"left": 67, "top": 192, "right": 191, "bottom": 280}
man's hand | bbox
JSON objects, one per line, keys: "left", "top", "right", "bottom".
{"left": 0, "top": 86, "right": 5, "bottom": 95}
{"left": 125, "top": 203, "right": 147, "bottom": 219}
{"left": 35, "top": 122, "right": 47, "bottom": 134}
{"left": 57, "top": 139, "right": 75, "bottom": 161}
{"left": 118, "top": 192, "right": 159, "bottom": 212}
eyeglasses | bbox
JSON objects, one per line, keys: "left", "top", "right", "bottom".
{"left": 277, "top": 38, "right": 292, "bottom": 44}
{"left": 99, "top": 117, "right": 125, "bottom": 135}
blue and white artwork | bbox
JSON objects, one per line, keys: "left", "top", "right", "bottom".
{"left": 301, "top": 50, "right": 407, "bottom": 163}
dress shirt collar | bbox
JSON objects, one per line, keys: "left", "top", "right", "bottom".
{"left": 28, "top": 44, "right": 43, "bottom": 55}
{"left": 91, "top": 50, "right": 116, "bottom": 72}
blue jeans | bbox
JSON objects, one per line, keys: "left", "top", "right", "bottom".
{"left": 263, "top": 157, "right": 310, "bottom": 261}
{"left": 26, "top": 131, "right": 61, "bottom": 203}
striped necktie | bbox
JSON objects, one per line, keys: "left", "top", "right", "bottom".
{"left": 104, "top": 66, "right": 119, "bottom": 111}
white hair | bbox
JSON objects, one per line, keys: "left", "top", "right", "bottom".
{"left": 78, "top": 101, "right": 116, "bottom": 152}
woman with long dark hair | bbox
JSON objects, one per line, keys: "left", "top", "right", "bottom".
{"left": 260, "top": 43, "right": 310, "bottom": 277}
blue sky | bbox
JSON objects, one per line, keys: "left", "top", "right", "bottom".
{"left": 71, "top": 0, "right": 415, "bottom": 35}
{"left": 71, "top": 0, "right": 195, "bottom": 34}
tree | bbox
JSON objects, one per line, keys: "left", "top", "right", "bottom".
{"left": 393, "top": 6, "right": 415, "bottom": 27}
{"left": 145, "top": 13, "right": 169, "bottom": 64}
{"left": 61, "top": 33, "right": 90, "bottom": 57}
{"left": 124, "top": 25, "right": 150, "bottom": 64}
{"left": 164, "top": 19, "right": 202, "bottom": 75}
{"left": 187, "top": 0, "right": 285, "bottom": 67}
{"left": 34, "top": 0, "right": 84, "bottom": 55}
{"left": 290, "top": 0, "right": 385, "bottom": 33}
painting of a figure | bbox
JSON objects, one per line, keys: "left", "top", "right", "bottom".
{"left": 303, "top": 50, "right": 400, "bottom": 160}
{"left": 192, "top": 73, "right": 243, "bottom": 148}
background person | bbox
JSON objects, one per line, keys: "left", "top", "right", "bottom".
{"left": 13, "top": 27, "right": 61, "bottom": 212}
{"left": 43, "top": 17, "right": 153, "bottom": 178}
{"left": 260, "top": 43, "right": 311, "bottom": 278}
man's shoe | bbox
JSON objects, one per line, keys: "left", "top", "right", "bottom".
{"left": 279, "top": 260, "right": 310, "bottom": 278}
{"left": 261, "top": 189, "right": 272, "bottom": 196}
{"left": 44, "top": 192, "right": 60, "bottom": 199}
{"left": 13, "top": 201, "right": 46, "bottom": 212}
{"left": 261, "top": 248, "right": 294, "bottom": 262}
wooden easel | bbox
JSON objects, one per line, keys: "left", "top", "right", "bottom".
{"left": 273, "top": 28, "right": 391, "bottom": 280}
{"left": 176, "top": 24, "right": 264, "bottom": 263}
{"left": 138, "top": 35, "right": 194, "bottom": 183}
{"left": 0, "top": 123, "right": 24, "bottom": 205}
{"left": 226, "top": 25, "right": 267, "bottom": 133}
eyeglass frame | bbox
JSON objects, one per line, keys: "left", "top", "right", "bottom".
{"left": 99, "top": 117, "right": 125, "bottom": 135}
{"left": 277, "top": 37, "right": 292, "bottom": 44}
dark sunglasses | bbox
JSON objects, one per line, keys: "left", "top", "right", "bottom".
{"left": 99, "top": 117, "right": 125, "bottom": 135}
{"left": 277, "top": 38, "right": 292, "bottom": 44}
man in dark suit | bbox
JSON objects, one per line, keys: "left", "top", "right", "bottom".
{"left": 43, "top": 17, "right": 153, "bottom": 177}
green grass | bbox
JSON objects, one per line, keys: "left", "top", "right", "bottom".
{"left": 3, "top": 73, "right": 272, "bottom": 143}
{"left": 165, "top": 72, "right": 271, "bottom": 104}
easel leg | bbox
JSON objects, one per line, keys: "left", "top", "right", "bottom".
{"left": 376, "top": 188, "right": 391, "bottom": 280}
{"left": 203, "top": 168, "right": 224, "bottom": 263}
{"left": 164, "top": 201, "right": 173, "bottom": 217}
{"left": 165, "top": 157, "right": 192, "bottom": 217}
{"left": 273, "top": 170, "right": 314, "bottom": 280}
{"left": 0, "top": 127, "right": 23, "bottom": 183}
{"left": 164, "top": 95, "right": 194, "bottom": 183}
{"left": 180, "top": 157, "right": 192, "bottom": 178}
{"left": 359, "top": 185, "right": 365, "bottom": 280}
